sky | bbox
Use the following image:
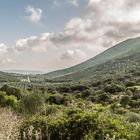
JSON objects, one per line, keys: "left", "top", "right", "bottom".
{"left": 0, "top": 0, "right": 140, "bottom": 71}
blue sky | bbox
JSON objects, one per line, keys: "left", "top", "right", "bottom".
{"left": 0, "top": 0, "right": 87, "bottom": 43}
{"left": 0, "top": 0, "right": 140, "bottom": 71}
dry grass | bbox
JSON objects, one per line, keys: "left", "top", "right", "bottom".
{"left": 0, "top": 107, "right": 21, "bottom": 140}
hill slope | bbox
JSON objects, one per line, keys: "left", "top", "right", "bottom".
{"left": 43, "top": 37, "right": 140, "bottom": 80}
{"left": 54, "top": 51, "right": 140, "bottom": 81}
{"left": 0, "top": 71, "right": 20, "bottom": 82}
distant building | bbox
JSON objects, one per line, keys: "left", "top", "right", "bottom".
{"left": 21, "top": 76, "right": 30, "bottom": 83}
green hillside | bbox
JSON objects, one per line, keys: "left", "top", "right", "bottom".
{"left": 43, "top": 37, "right": 140, "bottom": 79}
{"left": 0, "top": 71, "right": 18, "bottom": 82}
{"left": 43, "top": 37, "right": 140, "bottom": 80}
{"left": 53, "top": 51, "right": 140, "bottom": 81}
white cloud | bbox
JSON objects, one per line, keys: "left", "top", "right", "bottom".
{"left": 26, "top": 5, "right": 42, "bottom": 23}
{"left": 32, "top": 46, "right": 47, "bottom": 53}
{"left": 52, "top": 0, "right": 79, "bottom": 7}
{"left": 0, "top": 58, "right": 15, "bottom": 64}
{"left": 14, "top": 35, "right": 48, "bottom": 53}
{"left": 60, "top": 49, "right": 87, "bottom": 60}
{"left": 1, "top": 0, "right": 140, "bottom": 70}
{"left": 67, "top": 0, "right": 79, "bottom": 6}
{"left": 0, "top": 43, "right": 8, "bottom": 56}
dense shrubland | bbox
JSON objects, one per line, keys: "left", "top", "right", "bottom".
{"left": 0, "top": 68, "right": 140, "bottom": 139}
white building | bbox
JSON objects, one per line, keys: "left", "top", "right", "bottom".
{"left": 21, "top": 76, "right": 30, "bottom": 83}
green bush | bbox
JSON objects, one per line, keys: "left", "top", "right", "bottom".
{"left": 56, "top": 85, "right": 71, "bottom": 93}
{"left": 130, "top": 100, "right": 140, "bottom": 108}
{"left": 97, "top": 92, "right": 110, "bottom": 102}
{"left": 1, "top": 85, "right": 22, "bottom": 99}
{"left": 19, "top": 108, "right": 140, "bottom": 140}
{"left": 70, "top": 84, "right": 89, "bottom": 92}
{"left": 45, "top": 105, "right": 63, "bottom": 116}
{"left": 132, "top": 90, "right": 140, "bottom": 100}
{"left": 120, "top": 95, "right": 131, "bottom": 107}
{"left": 0, "top": 91, "right": 7, "bottom": 106}
{"left": 0, "top": 91, "right": 19, "bottom": 109}
{"left": 104, "top": 84, "right": 125, "bottom": 94}
{"left": 110, "top": 103, "right": 120, "bottom": 113}
{"left": 115, "top": 107, "right": 127, "bottom": 115}
{"left": 46, "top": 94, "right": 71, "bottom": 105}
{"left": 21, "top": 92, "right": 45, "bottom": 114}
{"left": 125, "top": 81, "right": 137, "bottom": 87}
{"left": 127, "top": 112, "right": 140, "bottom": 123}
{"left": 5, "top": 95, "right": 18, "bottom": 108}
{"left": 19, "top": 110, "right": 98, "bottom": 140}
{"left": 91, "top": 81, "right": 102, "bottom": 87}
{"left": 80, "top": 89, "right": 93, "bottom": 99}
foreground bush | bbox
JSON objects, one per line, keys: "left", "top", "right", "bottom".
{"left": 19, "top": 108, "right": 140, "bottom": 140}
{"left": 0, "top": 91, "right": 19, "bottom": 109}
{"left": 1, "top": 85, "right": 22, "bottom": 99}
{"left": 19, "top": 110, "right": 98, "bottom": 140}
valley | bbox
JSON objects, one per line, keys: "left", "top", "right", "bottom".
{"left": 0, "top": 37, "right": 140, "bottom": 140}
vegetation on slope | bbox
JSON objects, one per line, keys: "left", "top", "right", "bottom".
{"left": 43, "top": 37, "right": 140, "bottom": 79}
{"left": 53, "top": 51, "right": 140, "bottom": 81}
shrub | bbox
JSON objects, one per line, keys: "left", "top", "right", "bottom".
{"left": 125, "top": 81, "right": 137, "bottom": 87}
{"left": 132, "top": 90, "right": 140, "bottom": 100}
{"left": 1, "top": 85, "right": 22, "bottom": 99}
{"left": 115, "top": 107, "right": 127, "bottom": 115}
{"left": 97, "top": 92, "right": 110, "bottom": 102}
{"left": 91, "top": 81, "right": 102, "bottom": 87}
{"left": 70, "top": 84, "right": 89, "bottom": 92}
{"left": 130, "top": 100, "right": 140, "bottom": 108}
{"left": 127, "top": 87, "right": 137, "bottom": 92}
{"left": 19, "top": 110, "right": 98, "bottom": 140}
{"left": 5, "top": 95, "right": 18, "bottom": 108}
{"left": 45, "top": 105, "right": 63, "bottom": 116}
{"left": 0, "top": 91, "right": 19, "bottom": 109}
{"left": 127, "top": 112, "right": 140, "bottom": 123}
{"left": 104, "top": 84, "right": 125, "bottom": 94}
{"left": 56, "top": 85, "right": 71, "bottom": 93}
{"left": 110, "top": 103, "right": 120, "bottom": 113}
{"left": 21, "top": 92, "right": 45, "bottom": 114}
{"left": 19, "top": 108, "right": 139, "bottom": 140}
{"left": 1, "top": 84, "right": 9, "bottom": 91}
{"left": 46, "top": 94, "right": 73, "bottom": 106}
{"left": 120, "top": 95, "right": 131, "bottom": 107}
{"left": 80, "top": 89, "right": 93, "bottom": 99}
{"left": 0, "top": 91, "right": 6, "bottom": 106}
{"left": 46, "top": 94, "right": 65, "bottom": 105}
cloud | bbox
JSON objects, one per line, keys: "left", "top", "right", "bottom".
{"left": 0, "top": 43, "right": 15, "bottom": 65}
{"left": 26, "top": 5, "right": 42, "bottom": 23}
{"left": 14, "top": 35, "right": 48, "bottom": 53}
{"left": 67, "top": 0, "right": 79, "bottom": 6}
{"left": 89, "top": 0, "right": 140, "bottom": 42}
{"left": 0, "top": 43, "right": 8, "bottom": 56}
{"left": 1, "top": 0, "right": 140, "bottom": 70}
{"left": 0, "top": 58, "right": 15, "bottom": 64}
{"left": 60, "top": 49, "right": 87, "bottom": 60}
{"left": 52, "top": 0, "right": 79, "bottom": 7}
